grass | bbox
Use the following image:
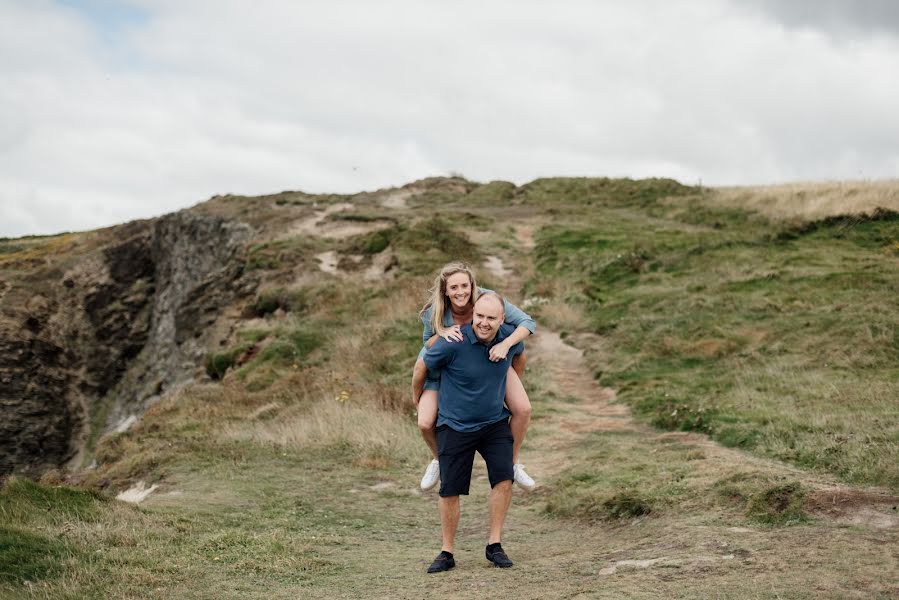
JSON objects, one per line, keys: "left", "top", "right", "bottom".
{"left": 205, "top": 344, "right": 252, "bottom": 379}
{"left": 3, "top": 176, "right": 898, "bottom": 598}
{"left": 711, "top": 180, "right": 899, "bottom": 220}
{"left": 245, "top": 236, "right": 322, "bottom": 271}
{"left": 335, "top": 215, "right": 484, "bottom": 277}
{"left": 0, "top": 478, "right": 106, "bottom": 587}
{"left": 525, "top": 190, "right": 899, "bottom": 490}
{"left": 0, "top": 233, "right": 86, "bottom": 273}
{"left": 520, "top": 177, "right": 699, "bottom": 208}
{"left": 714, "top": 473, "right": 807, "bottom": 525}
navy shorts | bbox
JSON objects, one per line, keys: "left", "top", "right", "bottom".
{"left": 437, "top": 419, "right": 514, "bottom": 497}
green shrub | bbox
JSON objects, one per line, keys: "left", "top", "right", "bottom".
{"left": 646, "top": 399, "right": 717, "bottom": 434}
{"left": 776, "top": 207, "right": 899, "bottom": 249}
{"left": 467, "top": 181, "right": 516, "bottom": 204}
{"left": 347, "top": 227, "right": 399, "bottom": 256}
{"left": 714, "top": 473, "right": 806, "bottom": 525}
{"left": 245, "top": 237, "right": 319, "bottom": 271}
{"left": 521, "top": 177, "right": 696, "bottom": 207}
{"left": 392, "top": 217, "right": 482, "bottom": 275}
{"left": 253, "top": 289, "right": 284, "bottom": 316}
{"left": 205, "top": 344, "right": 251, "bottom": 380}
{"left": 745, "top": 482, "right": 806, "bottom": 525}
{"left": 601, "top": 492, "right": 653, "bottom": 519}
{"left": 257, "top": 327, "right": 323, "bottom": 367}
{"left": 252, "top": 288, "right": 314, "bottom": 317}
{"left": 237, "top": 329, "right": 270, "bottom": 343}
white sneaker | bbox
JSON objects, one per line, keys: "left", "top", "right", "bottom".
{"left": 513, "top": 463, "right": 536, "bottom": 491}
{"left": 420, "top": 459, "right": 440, "bottom": 491}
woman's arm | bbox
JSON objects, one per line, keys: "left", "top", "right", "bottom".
{"left": 488, "top": 325, "right": 530, "bottom": 361}
{"left": 502, "top": 298, "right": 536, "bottom": 334}
{"left": 487, "top": 297, "right": 535, "bottom": 361}
{"left": 422, "top": 307, "right": 463, "bottom": 347}
{"left": 421, "top": 309, "right": 435, "bottom": 346}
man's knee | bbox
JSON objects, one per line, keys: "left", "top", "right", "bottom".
{"left": 492, "top": 479, "right": 513, "bottom": 492}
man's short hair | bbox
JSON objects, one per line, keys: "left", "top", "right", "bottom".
{"left": 475, "top": 291, "right": 505, "bottom": 313}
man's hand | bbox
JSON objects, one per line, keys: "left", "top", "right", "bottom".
{"left": 441, "top": 324, "right": 464, "bottom": 343}
{"left": 488, "top": 340, "right": 511, "bottom": 362}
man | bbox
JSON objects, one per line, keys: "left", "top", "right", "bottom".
{"left": 412, "top": 292, "right": 524, "bottom": 573}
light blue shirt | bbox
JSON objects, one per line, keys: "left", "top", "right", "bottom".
{"left": 419, "top": 287, "right": 536, "bottom": 350}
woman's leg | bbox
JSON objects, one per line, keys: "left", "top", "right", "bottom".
{"left": 417, "top": 389, "right": 439, "bottom": 460}
{"left": 505, "top": 366, "right": 532, "bottom": 465}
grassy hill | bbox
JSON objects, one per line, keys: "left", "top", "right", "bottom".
{"left": 1, "top": 178, "right": 897, "bottom": 598}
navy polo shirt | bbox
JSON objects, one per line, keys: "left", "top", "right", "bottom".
{"left": 422, "top": 323, "right": 524, "bottom": 433}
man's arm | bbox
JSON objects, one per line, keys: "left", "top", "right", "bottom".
{"left": 413, "top": 337, "right": 455, "bottom": 405}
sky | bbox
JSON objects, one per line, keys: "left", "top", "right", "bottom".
{"left": 2, "top": 0, "right": 898, "bottom": 237}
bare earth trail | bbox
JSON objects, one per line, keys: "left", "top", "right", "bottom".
{"left": 132, "top": 237, "right": 897, "bottom": 599}
{"left": 391, "top": 249, "right": 899, "bottom": 599}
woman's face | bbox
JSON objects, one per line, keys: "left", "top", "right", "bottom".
{"left": 444, "top": 272, "right": 472, "bottom": 309}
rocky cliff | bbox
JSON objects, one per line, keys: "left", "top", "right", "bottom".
{"left": 0, "top": 211, "right": 254, "bottom": 476}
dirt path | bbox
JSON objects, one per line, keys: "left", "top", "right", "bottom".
{"left": 287, "top": 201, "right": 392, "bottom": 239}
{"left": 524, "top": 329, "right": 630, "bottom": 478}
{"left": 486, "top": 238, "right": 899, "bottom": 528}
{"left": 398, "top": 239, "right": 898, "bottom": 598}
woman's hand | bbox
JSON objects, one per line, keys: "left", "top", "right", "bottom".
{"left": 488, "top": 340, "right": 511, "bottom": 362}
{"left": 441, "top": 324, "right": 464, "bottom": 343}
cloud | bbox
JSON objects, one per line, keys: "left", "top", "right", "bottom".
{"left": 734, "top": 0, "right": 899, "bottom": 38}
{"left": 2, "top": 0, "right": 898, "bottom": 237}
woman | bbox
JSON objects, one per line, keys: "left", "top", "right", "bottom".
{"left": 411, "top": 262, "right": 536, "bottom": 491}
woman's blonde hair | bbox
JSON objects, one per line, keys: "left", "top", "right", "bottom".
{"left": 419, "top": 262, "right": 479, "bottom": 337}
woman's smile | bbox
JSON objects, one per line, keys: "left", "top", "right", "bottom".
{"left": 445, "top": 273, "right": 472, "bottom": 309}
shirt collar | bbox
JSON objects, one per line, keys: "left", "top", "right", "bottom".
{"left": 464, "top": 323, "right": 504, "bottom": 346}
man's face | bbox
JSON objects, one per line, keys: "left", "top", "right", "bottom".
{"left": 472, "top": 295, "right": 504, "bottom": 343}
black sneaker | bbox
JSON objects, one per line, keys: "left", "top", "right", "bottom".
{"left": 485, "top": 544, "right": 513, "bottom": 568}
{"left": 427, "top": 551, "right": 455, "bottom": 573}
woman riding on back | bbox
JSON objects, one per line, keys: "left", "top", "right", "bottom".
{"left": 411, "top": 262, "right": 536, "bottom": 491}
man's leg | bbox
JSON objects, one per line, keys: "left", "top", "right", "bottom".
{"left": 478, "top": 419, "right": 515, "bottom": 567}
{"left": 439, "top": 495, "right": 460, "bottom": 552}
{"left": 427, "top": 425, "right": 476, "bottom": 573}
{"left": 488, "top": 480, "right": 512, "bottom": 544}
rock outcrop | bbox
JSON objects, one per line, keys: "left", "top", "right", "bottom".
{"left": 0, "top": 211, "right": 254, "bottom": 476}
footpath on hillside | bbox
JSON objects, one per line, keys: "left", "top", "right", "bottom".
{"left": 394, "top": 249, "right": 899, "bottom": 599}
{"left": 248, "top": 199, "right": 899, "bottom": 598}
{"left": 297, "top": 220, "right": 899, "bottom": 598}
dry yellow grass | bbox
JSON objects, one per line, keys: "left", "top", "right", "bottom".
{"left": 0, "top": 233, "right": 82, "bottom": 267}
{"left": 535, "top": 300, "right": 583, "bottom": 334}
{"left": 710, "top": 180, "right": 899, "bottom": 220}
{"left": 221, "top": 399, "right": 426, "bottom": 465}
